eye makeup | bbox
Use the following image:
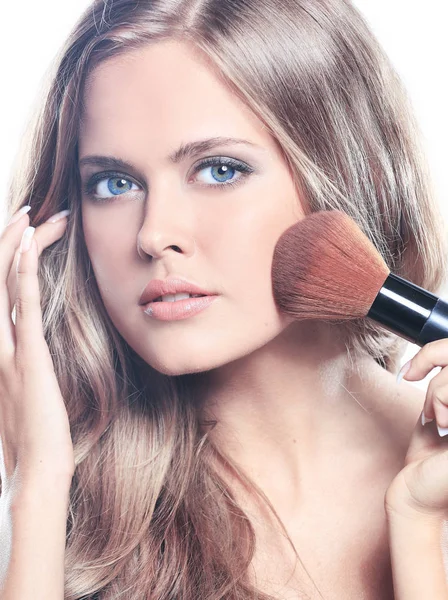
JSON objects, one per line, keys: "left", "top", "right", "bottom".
{"left": 81, "top": 156, "right": 255, "bottom": 203}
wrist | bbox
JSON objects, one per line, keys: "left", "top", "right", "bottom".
{"left": 386, "top": 510, "right": 448, "bottom": 599}
{"left": 6, "top": 467, "right": 73, "bottom": 511}
{"left": 386, "top": 509, "right": 445, "bottom": 540}
{"left": 385, "top": 486, "right": 448, "bottom": 527}
{"left": 386, "top": 503, "right": 445, "bottom": 528}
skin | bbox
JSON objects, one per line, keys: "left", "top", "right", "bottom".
{"left": 77, "top": 39, "right": 427, "bottom": 594}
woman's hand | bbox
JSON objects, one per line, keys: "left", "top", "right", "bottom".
{"left": 0, "top": 206, "right": 74, "bottom": 503}
{"left": 385, "top": 338, "right": 448, "bottom": 522}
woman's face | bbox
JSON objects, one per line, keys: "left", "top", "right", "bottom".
{"left": 78, "top": 40, "right": 305, "bottom": 376}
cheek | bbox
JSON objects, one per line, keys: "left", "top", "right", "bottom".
{"left": 204, "top": 190, "right": 298, "bottom": 319}
{"left": 81, "top": 207, "right": 137, "bottom": 292}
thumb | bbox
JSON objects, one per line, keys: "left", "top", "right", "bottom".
{"left": 404, "top": 410, "right": 447, "bottom": 466}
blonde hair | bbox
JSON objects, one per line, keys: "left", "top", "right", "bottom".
{"left": 3, "top": 0, "right": 447, "bottom": 597}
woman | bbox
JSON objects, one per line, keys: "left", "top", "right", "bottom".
{"left": 1, "top": 0, "right": 448, "bottom": 598}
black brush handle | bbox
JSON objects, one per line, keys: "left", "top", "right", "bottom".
{"left": 366, "top": 273, "right": 448, "bottom": 346}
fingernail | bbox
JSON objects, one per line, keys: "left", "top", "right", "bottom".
{"left": 396, "top": 360, "right": 412, "bottom": 385}
{"left": 8, "top": 205, "right": 31, "bottom": 225}
{"left": 437, "top": 425, "right": 448, "bottom": 437}
{"left": 46, "top": 209, "right": 71, "bottom": 223}
{"left": 421, "top": 411, "right": 434, "bottom": 426}
{"left": 20, "top": 226, "right": 35, "bottom": 253}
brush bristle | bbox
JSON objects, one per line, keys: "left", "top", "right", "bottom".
{"left": 272, "top": 210, "right": 390, "bottom": 321}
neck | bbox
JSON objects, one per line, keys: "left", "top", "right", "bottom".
{"left": 191, "top": 321, "right": 389, "bottom": 516}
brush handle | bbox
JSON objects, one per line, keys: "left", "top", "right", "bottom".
{"left": 367, "top": 273, "right": 448, "bottom": 346}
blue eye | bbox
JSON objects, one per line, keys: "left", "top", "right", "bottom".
{"left": 201, "top": 164, "right": 235, "bottom": 183}
{"left": 192, "top": 157, "right": 254, "bottom": 188}
{"left": 82, "top": 157, "right": 254, "bottom": 203}
{"left": 105, "top": 177, "right": 135, "bottom": 195}
{"left": 83, "top": 175, "right": 140, "bottom": 201}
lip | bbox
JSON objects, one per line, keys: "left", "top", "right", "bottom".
{"left": 142, "top": 295, "right": 219, "bottom": 321}
{"left": 138, "top": 277, "right": 215, "bottom": 305}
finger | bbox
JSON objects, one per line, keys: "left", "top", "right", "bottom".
{"left": 14, "top": 227, "right": 54, "bottom": 370}
{"left": 0, "top": 210, "right": 32, "bottom": 355}
{"left": 0, "top": 206, "right": 31, "bottom": 281}
{"left": 404, "top": 408, "right": 445, "bottom": 468}
{"left": 402, "top": 339, "right": 448, "bottom": 382}
{"left": 432, "top": 384, "right": 448, "bottom": 432}
{"left": 422, "top": 367, "right": 448, "bottom": 425}
{"left": 6, "top": 214, "right": 70, "bottom": 314}
{"left": 1, "top": 210, "right": 70, "bottom": 356}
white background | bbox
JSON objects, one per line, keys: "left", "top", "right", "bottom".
{"left": 1, "top": 1, "right": 447, "bottom": 391}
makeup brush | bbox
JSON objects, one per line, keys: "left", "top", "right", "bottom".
{"left": 271, "top": 210, "right": 448, "bottom": 346}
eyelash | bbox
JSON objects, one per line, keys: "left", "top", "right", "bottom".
{"left": 82, "top": 157, "right": 255, "bottom": 203}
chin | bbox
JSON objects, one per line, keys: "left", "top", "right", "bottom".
{"left": 145, "top": 354, "right": 219, "bottom": 377}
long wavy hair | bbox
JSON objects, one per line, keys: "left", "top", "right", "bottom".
{"left": 3, "top": 0, "right": 447, "bottom": 597}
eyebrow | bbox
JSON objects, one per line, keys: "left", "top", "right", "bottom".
{"left": 78, "top": 136, "right": 263, "bottom": 171}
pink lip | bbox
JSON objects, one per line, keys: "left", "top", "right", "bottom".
{"left": 139, "top": 277, "right": 214, "bottom": 305}
{"left": 142, "top": 295, "right": 219, "bottom": 321}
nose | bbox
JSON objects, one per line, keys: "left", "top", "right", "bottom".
{"left": 136, "top": 183, "right": 196, "bottom": 260}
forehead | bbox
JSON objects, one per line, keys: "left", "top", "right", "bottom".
{"left": 79, "top": 40, "right": 272, "bottom": 153}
